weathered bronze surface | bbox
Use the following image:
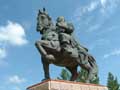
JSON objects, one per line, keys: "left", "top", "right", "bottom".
{"left": 35, "top": 8, "right": 98, "bottom": 83}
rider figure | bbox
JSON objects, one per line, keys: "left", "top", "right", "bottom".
{"left": 56, "top": 16, "right": 74, "bottom": 54}
{"left": 56, "top": 16, "right": 88, "bottom": 54}
{"left": 56, "top": 16, "right": 89, "bottom": 65}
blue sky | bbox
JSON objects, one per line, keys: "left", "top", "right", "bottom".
{"left": 0, "top": 0, "right": 120, "bottom": 90}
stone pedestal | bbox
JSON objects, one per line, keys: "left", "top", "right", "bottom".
{"left": 27, "top": 80, "right": 108, "bottom": 90}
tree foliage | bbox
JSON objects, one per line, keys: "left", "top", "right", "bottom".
{"left": 107, "top": 72, "right": 120, "bottom": 90}
{"left": 58, "top": 69, "right": 120, "bottom": 90}
{"left": 57, "top": 68, "right": 71, "bottom": 80}
{"left": 76, "top": 69, "right": 99, "bottom": 84}
{"left": 58, "top": 68, "right": 99, "bottom": 84}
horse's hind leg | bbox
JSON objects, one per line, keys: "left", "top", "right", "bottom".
{"left": 66, "top": 65, "right": 78, "bottom": 81}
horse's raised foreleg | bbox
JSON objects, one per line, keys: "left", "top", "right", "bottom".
{"left": 35, "top": 40, "right": 48, "bottom": 56}
{"left": 35, "top": 40, "right": 55, "bottom": 61}
{"left": 41, "top": 57, "right": 50, "bottom": 81}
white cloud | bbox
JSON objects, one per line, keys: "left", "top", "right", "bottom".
{"left": 100, "top": 0, "right": 107, "bottom": 8}
{"left": 0, "top": 21, "right": 28, "bottom": 46}
{"left": 100, "top": 0, "right": 120, "bottom": 14}
{"left": 84, "top": 1, "right": 98, "bottom": 12}
{"left": 103, "top": 48, "right": 120, "bottom": 59}
{"left": 8, "top": 75, "right": 26, "bottom": 84}
{"left": 72, "top": 0, "right": 120, "bottom": 21}
{"left": 72, "top": 1, "right": 98, "bottom": 23}
{"left": 71, "top": 0, "right": 120, "bottom": 34}
{"left": 0, "top": 21, "right": 28, "bottom": 63}
{"left": 0, "top": 48, "right": 6, "bottom": 59}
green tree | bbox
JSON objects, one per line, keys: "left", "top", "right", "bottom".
{"left": 58, "top": 68, "right": 99, "bottom": 84}
{"left": 57, "top": 68, "right": 71, "bottom": 80}
{"left": 107, "top": 72, "right": 120, "bottom": 90}
{"left": 76, "top": 69, "right": 99, "bottom": 84}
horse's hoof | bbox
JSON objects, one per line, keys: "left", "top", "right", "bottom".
{"left": 70, "top": 73, "right": 79, "bottom": 81}
{"left": 41, "top": 78, "right": 50, "bottom": 82}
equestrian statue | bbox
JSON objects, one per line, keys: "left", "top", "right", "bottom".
{"left": 35, "top": 8, "right": 98, "bottom": 83}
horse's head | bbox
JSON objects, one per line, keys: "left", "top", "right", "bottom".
{"left": 37, "top": 8, "right": 52, "bottom": 34}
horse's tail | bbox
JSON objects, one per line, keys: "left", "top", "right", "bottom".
{"left": 88, "top": 54, "right": 98, "bottom": 76}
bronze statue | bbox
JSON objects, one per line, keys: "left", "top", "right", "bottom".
{"left": 35, "top": 8, "right": 98, "bottom": 83}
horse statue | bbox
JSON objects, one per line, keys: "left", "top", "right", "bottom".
{"left": 35, "top": 8, "right": 98, "bottom": 83}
